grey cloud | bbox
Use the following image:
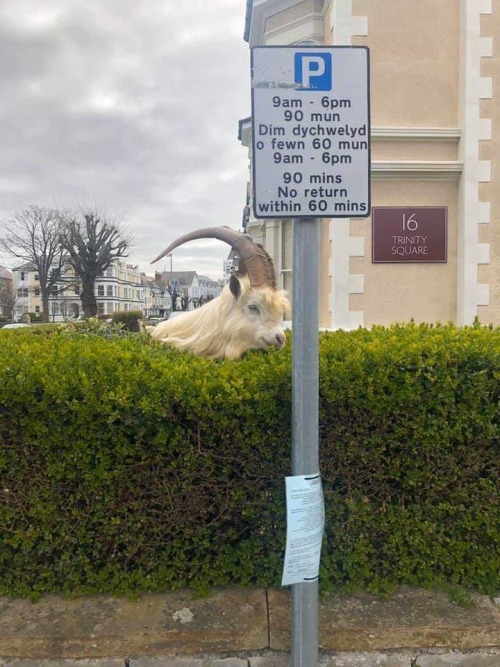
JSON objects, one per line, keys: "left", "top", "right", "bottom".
{"left": 0, "top": 0, "right": 250, "bottom": 278}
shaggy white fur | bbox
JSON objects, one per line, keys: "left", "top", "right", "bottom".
{"left": 151, "top": 276, "right": 291, "bottom": 360}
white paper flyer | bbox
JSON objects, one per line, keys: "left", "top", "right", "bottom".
{"left": 281, "top": 473, "right": 325, "bottom": 586}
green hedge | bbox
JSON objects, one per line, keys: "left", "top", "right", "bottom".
{"left": 0, "top": 322, "right": 498, "bottom": 598}
{"left": 110, "top": 310, "right": 144, "bottom": 332}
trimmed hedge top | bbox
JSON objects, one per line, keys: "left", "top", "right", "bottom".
{"left": 0, "top": 321, "right": 498, "bottom": 597}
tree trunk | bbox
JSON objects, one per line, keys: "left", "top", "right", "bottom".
{"left": 81, "top": 279, "right": 97, "bottom": 318}
{"left": 41, "top": 293, "right": 50, "bottom": 323}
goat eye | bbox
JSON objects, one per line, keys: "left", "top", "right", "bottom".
{"left": 248, "top": 304, "right": 260, "bottom": 313}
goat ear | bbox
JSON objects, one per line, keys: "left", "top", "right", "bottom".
{"left": 229, "top": 274, "right": 241, "bottom": 299}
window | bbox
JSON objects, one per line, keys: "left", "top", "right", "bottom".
{"left": 106, "top": 285, "right": 113, "bottom": 297}
{"left": 17, "top": 288, "right": 29, "bottom": 297}
{"left": 34, "top": 274, "right": 39, "bottom": 281}
{"left": 35, "top": 306, "right": 40, "bottom": 313}
{"left": 34, "top": 288, "right": 40, "bottom": 296}
{"left": 20, "top": 272, "right": 25, "bottom": 281}
{"left": 97, "top": 285, "right": 104, "bottom": 296}
{"left": 97, "top": 302, "right": 105, "bottom": 315}
{"left": 74, "top": 285, "right": 80, "bottom": 294}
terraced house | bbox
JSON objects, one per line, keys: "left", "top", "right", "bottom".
{"left": 10, "top": 260, "right": 145, "bottom": 322}
{"left": 0, "top": 266, "right": 13, "bottom": 318}
{"left": 241, "top": 0, "right": 500, "bottom": 327}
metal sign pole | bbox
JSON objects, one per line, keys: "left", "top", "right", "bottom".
{"left": 291, "top": 215, "right": 321, "bottom": 667}
{"left": 250, "top": 44, "right": 369, "bottom": 667}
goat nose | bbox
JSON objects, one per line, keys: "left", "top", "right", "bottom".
{"left": 275, "top": 331, "right": 285, "bottom": 347}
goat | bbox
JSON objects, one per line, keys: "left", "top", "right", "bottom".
{"left": 150, "top": 227, "right": 291, "bottom": 360}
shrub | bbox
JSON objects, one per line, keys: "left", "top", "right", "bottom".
{"left": 28, "top": 312, "right": 44, "bottom": 323}
{"left": 0, "top": 322, "right": 498, "bottom": 598}
{"left": 111, "top": 310, "right": 144, "bottom": 332}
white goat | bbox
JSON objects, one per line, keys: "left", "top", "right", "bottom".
{"left": 150, "top": 227, "right": 291, "bottom": 360}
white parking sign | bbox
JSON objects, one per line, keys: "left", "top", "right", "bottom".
{"left": 251, "top": 46, "right": 371, "bottom": 219}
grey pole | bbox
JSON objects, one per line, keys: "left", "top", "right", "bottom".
{"left": 291, "top": 216, "right": 321, "bottom": 667}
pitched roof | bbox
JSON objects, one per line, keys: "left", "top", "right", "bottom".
{"left": 0, "top": 266, "right": 13, "bottom": 281}
{"left": 160, "top": 271, "right": 198, "bottom": 286}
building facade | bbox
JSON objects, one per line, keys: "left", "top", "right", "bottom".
{"left": 11, "top": 260, "right": 147, "bottom": 322}
{"left": 94, "top": 262, "right": 145, "bottom": 316}
{"left": 0, "top": 266, "right": 13, "bottom": 318}
{"left": 157, "top": 271, "right": 222, "bottom": 311}
{"left": 10, "top": 262, "right": 223, "bottom": 322}
{"left": 141, "top": 273, "right": 172, "bottom": 319}
{"left": 243, "top": 0, "right": 500, "bottom": 328}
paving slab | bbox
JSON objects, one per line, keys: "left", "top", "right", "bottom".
{"left": 2, "top": 661, "right": 124, "bottom": 667}
{"left": 128, "top": 659, "right": 203, "bottom": 667}
{"left": 129, "top": 659, "right": 248, "bottom": 667}
{"left": 320, "top": 653, "right": 415, "bottom": 666}
{"left": 248, "top": 652, "right": 417, "bottom": 666}
{"left": 267, "top": 587, "right": 500, "bottom": 651}
{"left": 0, "top": 589, "right": 268, "bottom": 659}
{"left": 248, "top": 657, "right": 289, "bottom": 667}
{"left": 415, "top": 653, "right": 500, "bottom": 666}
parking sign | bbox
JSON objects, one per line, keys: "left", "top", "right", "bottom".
{"left": 251, "top": 46, "right": 371, "bottom": 219}
{"left": 294, "top": 53, "right": 332, "bottom": 91}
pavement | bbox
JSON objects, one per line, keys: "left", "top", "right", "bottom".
{"left": 0, "top": 587, "right": 499, "bottom": 666}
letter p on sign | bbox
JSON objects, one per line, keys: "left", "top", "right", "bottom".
{"left": 295, "top": 52, "right": 332, "bottom": 91}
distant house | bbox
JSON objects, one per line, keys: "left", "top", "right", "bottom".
{"left": 0, "top": 266, "right": 13, "bottom": 318}
{"left": 197, "top": 274, "right": 224, "bottom": 301}
{"left": 223, "top": 249, "right": 239, "bottom": 280}
{"left": 94, "top": 261, "right": 145, "bottom": 317}
{"left": 141, "top": 273, "right": 172, "bottom": 319}
{"left": 10, "top": 263, "right": 44, "bottom": 321}
{"left": 9, "top": 261, "right": 223, "bottom": 321}
{"left": 158, "top": 271, "right": 222, "bottom": 311}
{"left": 10, "top": 259, "right": 146, "bottom": 322}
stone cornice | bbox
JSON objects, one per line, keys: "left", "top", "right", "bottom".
{"left": 372, "top": 128, "right": 462, "bottom": 142}
{"left": 371, "top": 160, "right": 463, "bottom": 180}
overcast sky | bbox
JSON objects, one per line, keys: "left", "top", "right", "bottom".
{"left": 0, "top": 0, "right": 251, "bottom": 278}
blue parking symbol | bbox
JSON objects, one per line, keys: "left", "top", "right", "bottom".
{"left": 294, "top": 52, "right": 332, "bottom": 91}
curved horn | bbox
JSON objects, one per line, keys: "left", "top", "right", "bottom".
{"left": 151, "top": 226, "right": 276, "bottom": 289}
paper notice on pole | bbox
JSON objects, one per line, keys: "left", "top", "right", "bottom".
{"left": 281, "top": 473, "right": 325, "bottom": 586}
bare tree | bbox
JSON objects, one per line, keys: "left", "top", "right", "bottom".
{"left": 0, "top": 206, "right": 68, "bottom": 322}
{"left": 193, "top": 294, "right": 214, "bottom": 309}
{"left": 59, "top": 208, "right": 130, "bottom": 318}
{"left": 180, "top": 293, "right": 191, "bottom": 311}
{"left": 167, "top": 282, "right": 180, "bottom": 312}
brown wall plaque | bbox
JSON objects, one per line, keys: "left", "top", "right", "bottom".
{"left": 372, "top": 207, "right": 447, "bottom": 263}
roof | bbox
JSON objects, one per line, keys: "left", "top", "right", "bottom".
{"left": 0, "top": 266, "right": 13, "bottom": 281}
{"left": 12, "top": 262, "right": 36, "bottom": 271}
{"left": 160, "top": 271, "right": 198, "bottom": 287}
